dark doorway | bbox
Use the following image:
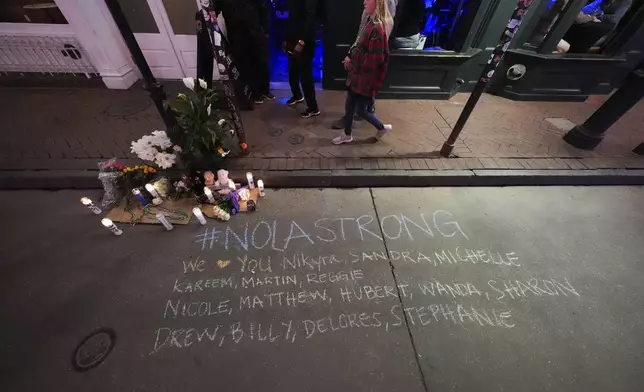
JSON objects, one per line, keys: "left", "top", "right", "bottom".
{"left": 267, "top": 0, "right": 323, "bottom": 85}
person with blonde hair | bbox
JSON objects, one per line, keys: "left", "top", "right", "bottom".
{"left": 333, "top": 0, "right": 393, "bottom": 144}
{"left": 331, "top": 0, "right": 397, "bottom": 130}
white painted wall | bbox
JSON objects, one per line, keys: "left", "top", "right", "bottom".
{"left": 54, "top": 0, "right": 139, "bottom": 89}
{"left": 0, "top": 0, "right": 212, "bottom": 88}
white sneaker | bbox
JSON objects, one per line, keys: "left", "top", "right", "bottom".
{"left": 376, "top": 124, "right": 392, "bottom": 139}
{"left": 332, "top": 134, "right": 353, "bottom": 145}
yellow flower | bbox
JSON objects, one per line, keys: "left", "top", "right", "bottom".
{"left": 217, "top": 147, "right": 224, "bottom": 154}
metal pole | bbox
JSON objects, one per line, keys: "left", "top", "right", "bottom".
{"left": 634, "top": 143, "right": 644, "bottom": 155}
{"left": 563, "top": 63, "right": 644, "bottom": 150}
{"left": 440, "top": 0, "right": 537, "bottom": 157}
{"left": 103, "top": 0, "right": 175, "bottom": 130}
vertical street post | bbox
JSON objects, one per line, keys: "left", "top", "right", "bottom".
{"left": 440, "top": 0, "right": 537, "bottom": 157}
{"left": 633, "top": 143, "right": 644, "bottom": 155}
{"left": 103, "top": 0, "right": 175, "bottom": 129}
{"left": 563, "top": 60, "right": 644, "bottom": 150}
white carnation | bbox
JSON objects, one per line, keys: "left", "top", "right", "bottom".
{"left": 154, "top": 152, "right": 176, "bottom": 169}
{"left": 150, "top": 130, "right": 172, "bottom": 149}
{"left": 130, "top": 139, "right": 156, "bottom": 161}
{"left": 172, "top": 145, "right": 182, "bottom": 153}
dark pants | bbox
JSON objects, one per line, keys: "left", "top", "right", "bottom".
{"left": 288, "top": 40, "right": 318, "bottom": 110}
{"left": 234, "top": 30, "right": 270, "bottom": 98}
{"left": 250, "top": 47, "right": 270, "bottom": 97}
{"left": 250, "top": 61, "right": 270, "bottom": 98}
{"left": 344, "top": 90, "right": 383, "bottom": 136}
{"left": 563, "top": 22, "right": 615, "bottom": 53}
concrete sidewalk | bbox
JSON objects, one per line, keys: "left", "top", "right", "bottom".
{"left": 2, "top": 187, "right": 644, "bottom": 391}
{"left": 1, "top": 85, "right": 643, "bottom": 188}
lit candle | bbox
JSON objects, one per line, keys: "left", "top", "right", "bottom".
{"left": 101, "top": 218, "right": 122, "bottom": 236}
{"left": 257, "top": 180, "right": 265, "bottom": 197}
{"left": 192, "top": 207, "right": 207, "bottom": 225}
{"left": 145, "top": 183, "right": 160, "bottom": 198}
{"left": 204, "top": 186, "right": 215, "bottom": 203}
{"left": 246, "top": 172, "right": 255, "bottom": 189}
{"left": 132, "top": 189, "right": 148, "bottom": 205}
{"left": 80, "top": 197, "right": 102, "bottom": 214}
{"left": 156, "top": 212, "right": 174, "bottom": 231}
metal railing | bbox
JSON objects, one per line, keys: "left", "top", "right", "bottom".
{"left": 0, "top": 34, "right": 97, "bottom": 77}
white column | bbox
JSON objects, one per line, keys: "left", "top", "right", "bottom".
{"left": 55, "top": 0, "right": 140, "bottom": 89}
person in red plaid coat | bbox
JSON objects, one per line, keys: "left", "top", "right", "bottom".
{"left": 333, "top": 0, "right": 393, "bottom": 145}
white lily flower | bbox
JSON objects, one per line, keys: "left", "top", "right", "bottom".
{"left": 198, "top": 78, "right": 208, "bottom": 90}
{"left": 182, "top": 77, "right": 195, "bottom": 91}
{"left": 207, "top": 104, "right": 212, "bottom": 116}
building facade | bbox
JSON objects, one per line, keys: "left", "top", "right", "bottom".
{"left": 0, "top": 0, "right": 209, "bottom": 89}
{"left": 2, "top": 0, "right": 643, "bottom": 102}
{"left": 325, "top": 0, "right": 644, "bottom": 101}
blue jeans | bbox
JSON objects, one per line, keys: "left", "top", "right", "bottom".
{"left": 344, "top": 90, "right": 384, "bottom": 136}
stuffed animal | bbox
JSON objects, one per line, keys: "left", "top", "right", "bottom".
{"left": 214, "top": 169, "right": 236, "bottom": 195}
{"left": 203, "top": 171, "right": 215, "bottom": 187}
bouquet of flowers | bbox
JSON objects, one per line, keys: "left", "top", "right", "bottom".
{"left": 98, "top": 158, "right": 126, "bottom": 208}
{"left": 121, "top": 165, "right": 157, "bottom": 188}
{"left": 130, "top": 130, "right": 181, "bottom": 169}
{"left": 120, "top": 164, "right": 157, "bottom": 205}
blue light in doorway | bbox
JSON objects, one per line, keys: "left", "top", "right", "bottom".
{"left": 421, "top": 0, "right": 471, "bottom": 49}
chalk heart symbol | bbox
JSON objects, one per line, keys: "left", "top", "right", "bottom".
{"left": 217, "top": 259, "right": 231, "bottom": 269}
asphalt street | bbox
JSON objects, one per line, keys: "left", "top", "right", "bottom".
{"left": 1, "top": 187, "right": 643, "bottom": 392}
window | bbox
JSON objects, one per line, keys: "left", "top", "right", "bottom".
{"left": 116, "top": 0, "right": 159, "bottom": 34}
{"left": 393, "top": 0, "right": 480, "bottom": 51}
{"left": 517, "top": 0, "right": 637, "bottom": 54}
{"left": 162, "top": 0, "right": 198, "bottom": 35}
{"left": 525, "top": 0, "right": 573, "bottom": 48}
{"left": 560, "top": 0, "right": 634, "bottom": 53}
{"left": 0, "top": 1, "right": 68, "bottom": 24}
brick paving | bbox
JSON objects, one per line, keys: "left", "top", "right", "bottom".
{"left": 1, "top": 85, "right": 643, "bottom": 175}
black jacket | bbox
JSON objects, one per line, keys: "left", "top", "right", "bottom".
{"left": 286, "top": 0, "right": 318, "bottom": 42}
{"left": 247, "top": 0, "right": 270, "bottom": 34}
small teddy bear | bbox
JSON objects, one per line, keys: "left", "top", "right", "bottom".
{"left": 214, "top": 169, "right": 236, "bottom": 195}
{"left": 203, "top": 171, "right": 215, "bottom": 187}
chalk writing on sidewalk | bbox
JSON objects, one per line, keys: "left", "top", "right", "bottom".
{"left": 194, "top": 211, "right": 469, "bottom": 252}
{"left": 150, "top": 210, "right": 582, "bottom": 354}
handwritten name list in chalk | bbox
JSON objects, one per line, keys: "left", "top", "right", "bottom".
{"left": 150, "top": 210, "right": 581, "bottom": 354}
